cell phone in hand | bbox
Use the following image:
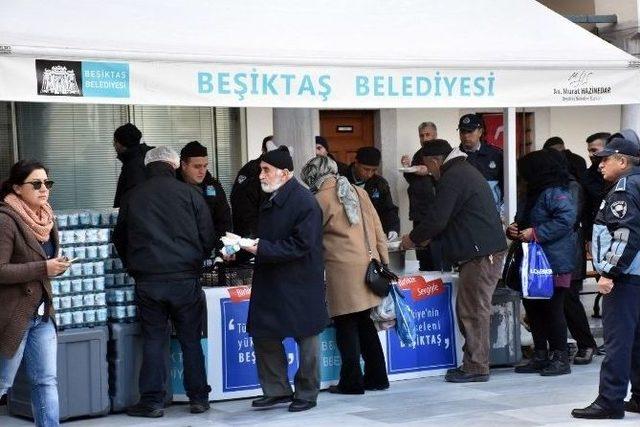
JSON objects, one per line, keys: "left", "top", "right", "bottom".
{"left": 65, "top": 257, "right": 81, "bottom": 263}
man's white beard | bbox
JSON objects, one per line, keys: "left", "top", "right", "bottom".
{"left": 261, "top": 173, "right": 286, "bottom": 193}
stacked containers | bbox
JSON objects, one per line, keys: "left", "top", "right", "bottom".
{"left": 52, "top": 209, "right": 114, "bottom": 329}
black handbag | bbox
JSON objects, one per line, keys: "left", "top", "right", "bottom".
{"left": 358, "top": 190, "right": 397, "bottom": 297}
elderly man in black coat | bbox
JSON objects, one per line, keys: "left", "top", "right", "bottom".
{"left": 240, "top": 146, "right": 328, "bottom": 413}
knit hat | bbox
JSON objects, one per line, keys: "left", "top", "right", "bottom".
{"left": 113, "top": 123, "right": 142, "bottom": 148}
{"left": 355, "top": 147, "right": 381, "bottom": 166}
{"left": 421, "top": 139, "right": 453, "bottom": 157}
{"left": 316, "top": 136, "right": 329, "bottom": 151}
{"left": 180, "top": 141, "right": 208, "bottom": 160}
{"left": 261, "top": 146, "right": 294, "bottom": 171}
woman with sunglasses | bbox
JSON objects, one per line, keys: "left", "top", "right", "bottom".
{"left": 0, "top": 160, "right": 70, "bottom": 427}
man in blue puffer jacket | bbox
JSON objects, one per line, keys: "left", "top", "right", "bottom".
{"left": 573, "top": 137, "right": 640, "bottom": 420}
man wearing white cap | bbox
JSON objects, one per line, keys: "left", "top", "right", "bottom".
{"left": 113, "top": 146, "right": 215, "bottom": 418}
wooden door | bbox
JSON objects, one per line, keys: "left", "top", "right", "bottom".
{"left": 319, "top": 110, "right": 374, "bottom": 165}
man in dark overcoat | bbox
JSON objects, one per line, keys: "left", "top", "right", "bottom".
{"left": 240, "top": 146, "right": 328, "bottom": 413}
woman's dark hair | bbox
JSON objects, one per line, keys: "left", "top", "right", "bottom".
{"left": 0, "top": 160, "right": 49, "bottom": 199}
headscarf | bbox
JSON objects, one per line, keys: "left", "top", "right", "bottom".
{"left": 301, "top": 156, "right": 361, "bottom": 225}
{"left": 518, "top": 148, "right": 570, "bottom": 223}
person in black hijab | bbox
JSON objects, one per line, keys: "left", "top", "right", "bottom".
{"left": 507, "top": 148, "right": 577, "bottom": 377}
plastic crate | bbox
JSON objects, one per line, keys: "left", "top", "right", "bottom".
{"left": 8, "top": 326, "right": 110, "bottom": 421}
{"left": 200, "top": 261, "right": 253, "bottom": 287}
{"left": 489, "top": 287, "right": 522, "bottom": 367}
{"left": 108, "top": 322, "right": 172, "bottom": 412}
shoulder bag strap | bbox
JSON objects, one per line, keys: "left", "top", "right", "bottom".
{"left": 355, "top": 186, "right": 373, "bottom": 260}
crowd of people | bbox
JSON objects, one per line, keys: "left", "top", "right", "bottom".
{"left": 1, "top": 115, "right": 639, "bottom": 424}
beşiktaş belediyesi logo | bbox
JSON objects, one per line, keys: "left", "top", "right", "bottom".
{"left": 36, "top": 60, "right": 82, "bottom": 96}
{"left": 35, "top": 59, "right": 130, "bottom": 98}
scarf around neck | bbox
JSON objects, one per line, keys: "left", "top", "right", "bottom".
{"left": 3, "top": 193, "right": 54, "bottom": 242}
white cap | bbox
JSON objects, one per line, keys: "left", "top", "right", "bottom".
{"left": 144, "top": 146, "right": 180, "bottom": 169}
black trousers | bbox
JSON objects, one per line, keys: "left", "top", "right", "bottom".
{"left": 136, "top": 279, "right": 209, "bottom": 407}
{"left": 564, "top": 279, "right": 597, "bottom": 350}
{"left": 596, "top": 282, "right": 640, "bottom": 412}
{"left": 333, "top": 309, "right": 388, "bottom": 391}
{"left": 523, "top": 287, "right": 568, "bottom": 352}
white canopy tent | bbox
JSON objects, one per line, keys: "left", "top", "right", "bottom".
{"left": 1, "top": 0, "right": 639, "bottom": 219}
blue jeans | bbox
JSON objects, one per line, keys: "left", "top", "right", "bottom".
{"left": 0, "top": 316, "right": 59, "bottom": 427}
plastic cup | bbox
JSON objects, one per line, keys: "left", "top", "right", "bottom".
{"left": 93, "top": 261, "right": 105, "bottom": 276}
{"left": 56, "top": 214, "right": 69, "bottom": 229}
{"left": 95, "top": 292, "right": 106, "bottom": 306}
{"left": 74, "top": 246, "right": 87, "bottom": 260}
{"left": 82, "top": 263, "right": 94, "bottom": 276}
{"left": 52, "top": 297, "right": 61, "bottom": 310}
{"left": 82, "top": 278, "right": 94, "bottom": 292}
{"left": 68, "top": 213, "right": 79, "bottom": 227}
{"left": 83, "top": 293, "right": 95, "bottom": 307}
{"left": 59, "top": 280, "right": 71, "bottom": 294}
{"left": 71, "top": 279, "right": 83, "bottom": 293}
{"left": 94, "top": 277, "right": 105, "bottom": 291}
{"left": 86, "top": 246, "right": 98, "bottom": 259}
{"left": 71, "top": 294, "right": 84, "bottom": 308}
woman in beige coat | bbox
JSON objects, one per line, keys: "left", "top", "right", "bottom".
{"left": 301, "top": 155, "right": 389, "bottom": 395}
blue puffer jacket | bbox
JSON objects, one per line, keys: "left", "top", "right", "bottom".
{"left": 517, "top": 186, "right": 577, "bottom": 274}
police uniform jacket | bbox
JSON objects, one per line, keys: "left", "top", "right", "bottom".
{"left": 345, "top": 163, "right": 400, "bottom": 235}
{"left": 176, "top": 169, "right": 232, "bottom": 242}
{"left": 592, "top": 168, "right": 640, "bottom": 284}
{"left": 230, "top": 158, "right": 268, "bottom": 238}
{"left": 462, "top": 142, "right": 503, "bottom": 209}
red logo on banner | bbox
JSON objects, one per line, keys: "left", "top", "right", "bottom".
{"left": 398, "top": 275, "right": 425, "bottom": 290}
{"left": 227, "top": 286, "right": 251, "bottom": 302}
{"left": 411, "top": 278, "right": 445, "bottom": 301}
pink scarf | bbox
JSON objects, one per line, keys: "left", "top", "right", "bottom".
{"left": 3, "top": 193, "right": 54, "bottom": 243}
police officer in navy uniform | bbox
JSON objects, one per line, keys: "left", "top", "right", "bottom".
{"left": 177, "top": 141, "right": 232, "bottom": 241}
{"left": 572, "top": 137, "right": 640, "bottom": 420}
{"left": 345, "top": 147, "right": 400, "bottom": 239}
{"left": 457, "top": 114, "right": 503, "bottom": 213}
{"left": 230, "top": 136, "right": 275, "bottom": 239}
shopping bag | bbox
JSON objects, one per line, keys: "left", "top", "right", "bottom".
{"left": 370, "top": 292, "right": 395, "bottom": 322}
{"left": 520, "top": 241, "right": 554, "bottom": 299}
{"left": 390, "top": 284, "right": 417, "bottom": 347}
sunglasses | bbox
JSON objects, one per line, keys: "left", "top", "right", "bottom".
{"left": 23, "top": 180, "right": 54, "bottom": 190}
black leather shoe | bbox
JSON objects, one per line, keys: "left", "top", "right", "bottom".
{"left": 189, "top": 400, "right": 210, "bottom": 414}
{"left": 126, "top": 402, "right": 164, "bottom": 418}
{"left": 625, "top": 396, "right": 640, "bottom": 413}
{"left": 251, "top": 395, "right": 293, "bottom": 408}
{"left": 288, "top": 399, "right": 317, "bottom": 412}
{"left": 445, "top": 368, "right": 489, "bottom": 383}
{"left": 573, "top": 347, "right": 595, "bottom": 365}
{"left": 571, "top": 402, "right": 624, "bottom": 419}
{"left": 328, "top": 385, "right": 364, "bottom": 395}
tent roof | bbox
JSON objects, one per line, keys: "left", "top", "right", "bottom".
{"left": 2, "top": 0, "right": 637, "bottom": 68}
{"left": 1, "top": 0, "right": 639, "bottom": 107}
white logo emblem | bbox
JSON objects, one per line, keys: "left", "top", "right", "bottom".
{"left": 41, "top": 66, "right": 81, "bottom": 95}
{"left": 237, "top": 175, "right": 246, "bottom": 184}
{"left": 489, "top": 161, "right": 496, "bottom": 169}
{"left": 611, "top": 201, "right": 627, "bottom": 219}
{"left": 599, "top": 200, "right": 606, "bottom": 210}
{"left": 463, "top": 117, "right": 471, "bottom": 124}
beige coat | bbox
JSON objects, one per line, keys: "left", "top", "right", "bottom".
{"left": 315, "top": 178, "right": 389, "bottom": 318}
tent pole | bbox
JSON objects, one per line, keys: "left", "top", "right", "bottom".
{"left": 503, "top": 107, "right": 517, "bottom": 224}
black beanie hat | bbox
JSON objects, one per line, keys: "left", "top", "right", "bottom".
{"left": 316, "top": 136, "right": 329, "bottom": 151}
{"left": 421, "top": 139, "right": 453, "bottom": 157}
{"left": 180, "top": 141, "right": 208, "bottom": 159}
{"left": 113, "top": 123, "right": 142, "bottom": 148}
{"left": 261, "top": 146, "right": 294, "bottom": 171}
{"left": 356, "top": 147, "right": 381, "bottom": 166}
{"left": 543, "top": 136, "right": 565, "bottom": 149}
